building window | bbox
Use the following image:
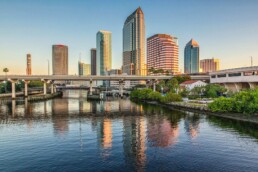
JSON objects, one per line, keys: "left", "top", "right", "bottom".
{"left": 211, "top": 75, "right": 216, "bottom": 78}
{"left": 217, "top": 74, "right": 226, "bottom": 78}
{"left": 228, "top": 73, "right": 241, "bottom": 77}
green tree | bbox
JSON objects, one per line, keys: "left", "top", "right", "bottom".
{"left": 167, "top": 78, "right": 179, "bottom": 93}
{"left": 3, "top": 68, "right": 9, "bottom": 93}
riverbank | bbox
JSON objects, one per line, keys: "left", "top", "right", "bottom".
{"left": 0, "top": 91, "right": 42, "bottom": 98}
{"left": 144, "top": 100, "right": 258, "bottom": 124}
{"left": 27, "top": 92, "right": 62, "bottom": 102}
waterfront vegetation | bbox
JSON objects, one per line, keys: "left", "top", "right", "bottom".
{"left": 131, "top": 76, "right": 258, "bottom": 116}
{"left": 130, "top": 88, "right": 182, "bottom": 103}
{"left": 208, "top": 88, "right": 258, "bottom": 114}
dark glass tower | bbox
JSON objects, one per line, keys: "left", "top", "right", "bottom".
{"left": 184, "top": 39, "right": 200, "bottom": 74}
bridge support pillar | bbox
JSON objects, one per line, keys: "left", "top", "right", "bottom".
{"left": 119, "top": 80, "right": 124, "bottom": 97}
{"left": 41, "top": 79, "right": 51, "bottom": 95}
{"left": 89, "top": 80, "right": 93, "bottom": 95}
{"left": 24, "top": 80, "right": 30, "bottom": 97}
{"left": 8, "top": 79, "right": 18, "bottom": 99}
{"left": 152, "top": 79, "right": 157, "bottom": 92}
{"left": 248, "top": 82, "right": 257, "bottom": 89}
{"left": 51, "top": 84, "right": 54, "bottom": 94}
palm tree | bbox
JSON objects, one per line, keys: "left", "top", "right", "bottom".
{"left": 3, "top": 68, "right": 9, "bottom": 93}
{"left": 3, "top": 68, "right": 9, "bottom": 76}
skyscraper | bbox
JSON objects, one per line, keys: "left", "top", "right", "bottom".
{"left": 26, "top": 54, "right": 32, "bottom": 75}
{"left": 200, "top": 58, "right": 220, "bottom": 73}
{"left": 122, "top": 7, "right": 146, "bottom": 76}
{"left": 91, "top": 48, "right": 97, "bottom": 75}
{"left": 184, "top": 39, "right": 200, "bottom": 74}
{"left": 147, "top": 34, "right": 179, "bottom": 74}
{"left": 78, "top": 61, "right": 91, "bottom": 76}
{"left": 52, "top": 45, "right": 68, "bottom": 75}
{"left": 96, "top": 31, "right": 112, "bottom": 76}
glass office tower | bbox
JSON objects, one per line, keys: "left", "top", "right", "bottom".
{"left": 96, "top": 30, "right": 112, "bottom": 76}
{"left": 184, "top": 39, "right": 200, "bottom": 74}
{"left": 122, "top": 7, "right": 146, "bottom": 76}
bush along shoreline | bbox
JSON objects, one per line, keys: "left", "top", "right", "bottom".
{"left": 130, "top": 88, "right": 182, "bottom": 103}
{"left": 208, "top": 88, "right": 258, "bottom": 115}
{"left": 130, "top": 88, "right": 258, "bottom": 124}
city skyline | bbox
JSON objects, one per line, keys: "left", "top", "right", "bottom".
{"left": 1, "top": 0, "right": 258, "bottom": 75}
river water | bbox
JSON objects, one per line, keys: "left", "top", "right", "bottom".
{"left": 0, "top": 90, "right": 258, "bottom": 171}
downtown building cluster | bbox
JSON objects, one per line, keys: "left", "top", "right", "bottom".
{"left": 26, "top": 7, "right": 220, "bottom": 83}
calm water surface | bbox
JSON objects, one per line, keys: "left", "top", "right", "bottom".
{"left": 1, "top": 90, "right": 258, "bottom": 171}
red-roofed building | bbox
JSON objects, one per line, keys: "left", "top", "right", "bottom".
{"left": 180, "top": 80, "right": 207, "bottom": 91}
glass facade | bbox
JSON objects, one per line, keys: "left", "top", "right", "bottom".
{"left": 96, "top": 31, "right": 112, "bottom": 76}
{"left": 122, "top": 7, "right": 146, "bottom": 76}
{"left": 184, "top": 39, "right": 199, "bottom": 74}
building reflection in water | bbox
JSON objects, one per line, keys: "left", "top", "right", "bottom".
{"left": 51, "top": 98, "right": 69, "bottom": 136}
{"left": 148, "top": 117, "right": 179, "bottom": 147}
{"left": 123, "top": 116, "right": 146, "bottom": 170}
{"left": 102, "top": 118, "right": 112, "bottom": 149}
{"left": 184, "top": 112, "right": 200, "bottom": 139}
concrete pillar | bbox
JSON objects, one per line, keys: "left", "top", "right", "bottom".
{"left": 119, "top": 80, "right": 124, "bottom": 97}
{"left": 54, "top": 86, "right": 57, "bottom": 93}
{"left": 248, "top": 82, "right": 257, "bottom": 89}
{"left": 24, "top": 81, "right": 30, "bottom": 97}
{"left": 152, "top": 80, "right": 157, "bottom": 92}
{"left": 89, "top": 80, "right": 93, "bottom": 95}
{"left": 51, "top": 84, "right": 54, "bottom": 94}
{"left": 11, "top": 81, "right": 16, "bottom": 99}
{"left": 43, "top": 82, "right": 47, "bottom": 95}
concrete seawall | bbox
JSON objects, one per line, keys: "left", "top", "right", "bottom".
{"left": 145, "top": 101, "right": 258, "bottom": 124}
{"left": 27, "top": 92, "right": 62, "bottom": 102}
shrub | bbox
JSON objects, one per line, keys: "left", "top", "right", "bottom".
{"left": 160, "top": 92, "right": 182, "bottom": 103}
{"left": 208, "top": 97, "right": 234, "bottom": 112}
{"left": 148, "top": 91, "right": 162, "bottom": 101}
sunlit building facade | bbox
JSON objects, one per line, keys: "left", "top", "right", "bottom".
{"left": 52, "top": 45, "right": 68, "bottom": 75}
{"left": 184, "top": 39, "right": 199, "bottom": 74}
{"left": 26, "top": 54, "right": 32, "bottom": 75}
{"left": 96, "top": 31, "right": 112, "bottom": 76}
{"left": 147, "top": 34, "right": 179, "bottom": 74}
{"left": 122, "top": 7, "right": 146, "bottom": 76}
{"left": 78, "top": 61, "right": 91, "bottom": 76}
{"left": 200, "top": 58, "right": 220, "bottom": 73}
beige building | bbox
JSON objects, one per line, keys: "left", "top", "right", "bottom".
{"left": 147, "top": 34, "right": 179, "bottom": 74}
{"left": 200, "top": 58, "right": 220, "bottom": 73}
{"left": 78, "top": 61, "right": 91, "bottom": 76}
{"left": 122, "top": 7, "right": 146, "bottom": 76}
{"left": 52, "top": 45, "right": 68, "bottom": 75}
{"left": 26, "top": 54, "right": 32, "bottom": 75}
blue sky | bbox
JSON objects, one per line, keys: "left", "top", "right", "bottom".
{"left": 0, "top": 0, "right": 258, "bottom": 74}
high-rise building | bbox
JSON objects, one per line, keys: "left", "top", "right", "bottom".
{"left": 184, "top": 39, "right": 200, "bottom": 74}
{"left": 200, "top": 58, "right": 220, "bottom": 73}
{"left": 147, "top": 34, "right": 179, "bottom": 74}
{"left": 78, "top": 61, "right": 91, "bottom": 76}
{"left": 91, "top": 48, "right": 97, "bottom": 75}
{"left": 96, "top": 31, "right": 112, "bottom": 76}
{"left": 52, "top": 45, "right": 68, "bottom": 75}
{"left": 26, "top": 54, "right": 32, "bottom": 75}
{"left": 122, "top": 7, "right": 146, "bottom": 76}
